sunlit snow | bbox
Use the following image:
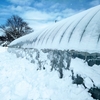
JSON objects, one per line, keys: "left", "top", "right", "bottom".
{"left": 0, "top": 47, "right": 100, "bottom": 100}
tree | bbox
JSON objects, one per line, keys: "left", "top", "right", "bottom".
{"left": 0, "top": 36, "right": 6, "bottom": 41}
{"left": 0, "top": 15, "right": 33, "bottom": 42}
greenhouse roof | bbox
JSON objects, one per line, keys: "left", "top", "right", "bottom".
{"left": 10, "top": 5, "right": 100, "bottom": 52}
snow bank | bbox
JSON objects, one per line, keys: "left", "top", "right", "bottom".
{"left": 6, "top": 47, "right": 100, "bottom": 100}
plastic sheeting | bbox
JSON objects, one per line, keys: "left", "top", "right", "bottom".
{"left": 10, "top": 5, "right": 100, "bottom": 52}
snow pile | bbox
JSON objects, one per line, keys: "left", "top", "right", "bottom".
{"left": 9, "top": 5, "right": 100, "bottom": 52}
{"left": 0, "top": 47, "right": 100, "bottom": 100}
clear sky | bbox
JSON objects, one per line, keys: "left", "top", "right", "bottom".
{"left": 0, "top": 0, "right": 100, "bottom": 32}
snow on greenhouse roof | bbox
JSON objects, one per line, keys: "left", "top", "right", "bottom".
{"left": 10, "top": 5, "right": 100, "bottom": 52}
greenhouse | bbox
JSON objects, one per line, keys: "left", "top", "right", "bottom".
{"left": 10, "top": 5, "right": 100, "bottom": 52}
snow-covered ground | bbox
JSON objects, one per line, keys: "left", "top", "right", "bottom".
{"left": 0, "top": 46, "right": 100, "bottom": 100}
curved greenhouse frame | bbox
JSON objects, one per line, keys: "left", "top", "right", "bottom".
{"left": 10, "top": 5, "right": 100, "bottom": 52}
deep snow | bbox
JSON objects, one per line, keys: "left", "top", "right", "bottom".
{"left": 0, "top": 46, "right": 100, "bottom": 100}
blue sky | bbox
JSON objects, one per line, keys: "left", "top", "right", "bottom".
{"left": 0, "top": 0, "right": 100, "bottom": 32}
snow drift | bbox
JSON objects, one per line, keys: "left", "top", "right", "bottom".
{"left": 1, "top": 47, "right": 100, "bottom": 100}
{"left": 7, "top": 47, "right": 100, "bottom": 100}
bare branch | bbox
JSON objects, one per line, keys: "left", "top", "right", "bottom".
{"left": 0, "top": 15, "right": 33, "bottom": 42}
